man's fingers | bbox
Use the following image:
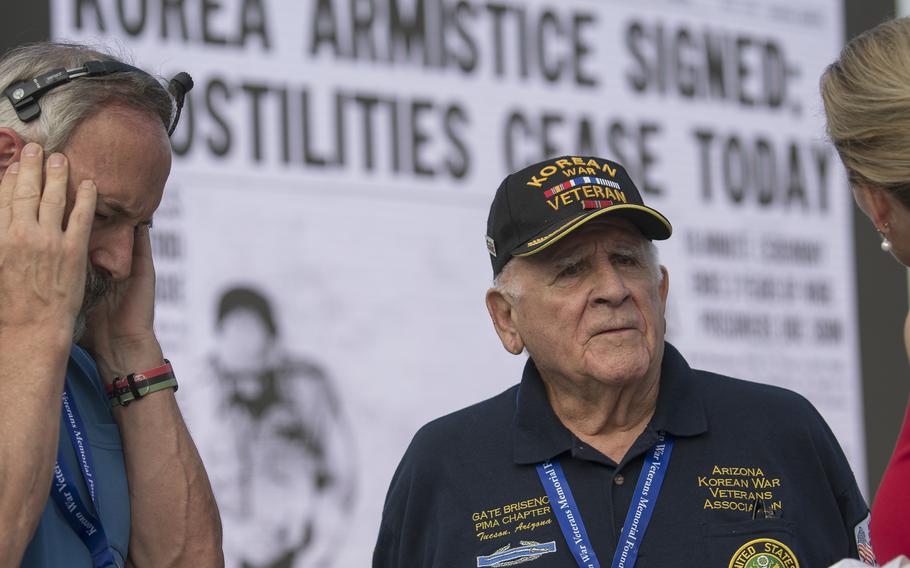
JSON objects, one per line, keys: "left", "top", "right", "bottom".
{"left": 0, "top": 161, "right": 19, "bottom": 228}
{"left": 129, "top": 223, "right": 156, "bottom": 280}
{"left": 38, "top": 153, "right": 69, "bottom": 229}
{"left": 10, "top": 143, "right": 43, "bottom": 221}
{"left": 133, "top": 223, "right": 153, "bottom": 259}
{"left": 64, "top": 180, "right": 97, "bottom": 250}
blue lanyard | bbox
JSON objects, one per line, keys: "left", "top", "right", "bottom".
{"left": 535, "top": 432, "right": 675, "bottom": 568}
{"left": 50, "top": 381, "right": 117, "bottom": 568}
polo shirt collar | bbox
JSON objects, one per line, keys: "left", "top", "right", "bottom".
{"left": 649, "top": 342, "right": 708, "bottom": 438}
{"left": 512, "top": 357, "right": 575, "bottom": 465}
{"left": 512, "top": 341, "right": 708, "bottom": 465}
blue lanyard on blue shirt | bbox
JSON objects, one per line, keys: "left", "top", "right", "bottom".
{"left": 51, "top": 381, "right": 117, "bottom": 568}
{"left": 535, "top": 432, "right": 675, "bottom": 568}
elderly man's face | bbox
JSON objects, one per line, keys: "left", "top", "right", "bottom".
{"left": 60, "top": 104, "right": 171, "bottom": 333}
{"left": 492, "top": 219, "right": 669, "bottom": 388}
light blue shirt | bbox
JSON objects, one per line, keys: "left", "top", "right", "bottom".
{"left": 21, "top": 345, "right": 131, "bottom": 567}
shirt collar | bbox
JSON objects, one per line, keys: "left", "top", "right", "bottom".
{"left": 647, "top": 342, "right": 708, "bottom": 438}
{"left": 512, "top": 341, "right": 708, "bottom": 465}
{"left": 512, "top": 357, "right": 574, "bottom": 465}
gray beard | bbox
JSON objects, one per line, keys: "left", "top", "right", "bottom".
{"left": 72, "top": 265, "right": 114, "bottom": 342}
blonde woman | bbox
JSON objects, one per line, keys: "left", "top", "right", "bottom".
{"left": 821, "top": 17, "right": 910, "bottom": 563}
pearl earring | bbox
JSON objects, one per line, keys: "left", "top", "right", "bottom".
{"left": 880, "top": 223, "right": 892, "bottom": 252}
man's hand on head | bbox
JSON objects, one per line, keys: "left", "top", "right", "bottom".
{"left": 80, "top": 223, "right": 163, "bottom": 382}
{"left": 0, "top": 142, "right": 96, "bottom": 345}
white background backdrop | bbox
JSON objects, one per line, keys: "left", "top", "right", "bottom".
{"left": 54, "top": 0, "right": 861, "bottom": 565}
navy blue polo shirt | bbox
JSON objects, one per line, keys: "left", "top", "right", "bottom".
{"left": 21, "top": 345, "right": 131, "bottom": 567}
{"left": 374, "top": 342, "right": 869, "bottom": 567}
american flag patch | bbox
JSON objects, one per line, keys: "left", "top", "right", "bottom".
{"left": 854, "top": 512, "right": 877, "bottom": 566}
{"left": 543, "top": 176, "right": 620, "bottom": 198}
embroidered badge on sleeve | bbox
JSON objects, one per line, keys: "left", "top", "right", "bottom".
{"left": 854, "top": 513, "right": 877, "bottom": 566}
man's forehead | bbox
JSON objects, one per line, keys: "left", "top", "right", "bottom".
{"left": 533, "top": 219, "right": 648, "bottom": 260}
{"left": 61, "top": 105, "right": 171, "bottom": 218}
{"left": 574, "top": 217, "right": 643, "bottom": 238}
{"left": 96, "top": 194, "right": 136, "bottom": 214}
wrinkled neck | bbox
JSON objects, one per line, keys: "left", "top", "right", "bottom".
{"left": 542, "top": 369, "right": 660, "bottom": 462}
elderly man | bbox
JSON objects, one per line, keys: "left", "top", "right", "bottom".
{"left": 374, "top": 156, "right": 872, "bottom": 567}
{"left": 0, "top": 43, "right": 221, "bottom": 566}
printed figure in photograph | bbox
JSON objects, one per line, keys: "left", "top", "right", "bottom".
{"left": 187, "top": 285, "right": 354, "bottom": 568}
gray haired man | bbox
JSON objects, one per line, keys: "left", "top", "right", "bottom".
{"left": 375, "top": 155, "right": 872, "bottom": 567}
{"left": 0, "top": 42, "right": 221, "bottom": 566}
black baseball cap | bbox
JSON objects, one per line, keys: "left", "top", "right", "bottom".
{"left": 485, "top": 155, "right": 672, "bottom": 275}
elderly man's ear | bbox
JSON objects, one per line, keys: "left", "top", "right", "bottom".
{"left": 485, "top": 288, "right": 525, "bottom": 355}
{"left": 0, "top": 128, "right": 24, "bottom": 171}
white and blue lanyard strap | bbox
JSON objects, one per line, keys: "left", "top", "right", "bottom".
{"left": 535, "top": 432, "right": 675, "bottom": 568}
{"left": 51, "top": 381, "right": 117, "bottom": 568}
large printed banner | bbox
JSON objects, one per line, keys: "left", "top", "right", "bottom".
{"left": 54, "top": 0, "right": 858, "bottom": 565}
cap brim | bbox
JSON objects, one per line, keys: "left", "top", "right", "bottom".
{"left": 511, "top": 204, "right": 672, "bottom": 258}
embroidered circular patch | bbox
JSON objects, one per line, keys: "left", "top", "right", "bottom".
{"left": 728, "top": 538, "right": 800, "bottom": 568}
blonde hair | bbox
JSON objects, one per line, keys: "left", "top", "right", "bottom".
{"left": 820, "top": 17, "right": 910, "bottom": 209}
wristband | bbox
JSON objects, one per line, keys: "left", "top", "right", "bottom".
{"left": 106, "top": 360, "right": 178, "bottom": 407}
